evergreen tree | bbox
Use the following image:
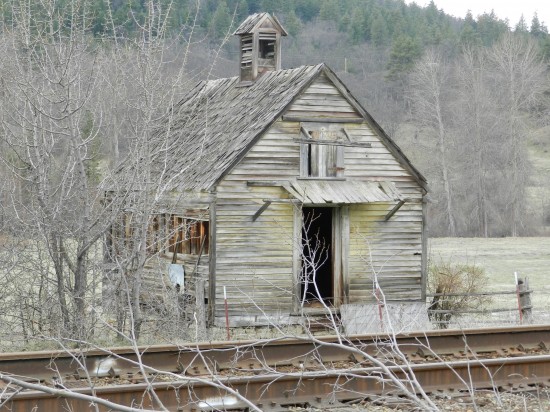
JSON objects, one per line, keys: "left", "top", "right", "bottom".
{"left": 477, "top": 11, "right": 508, "bottom": 46}
{"left": 541, "top": 38, "right": 550, "bottom": 61}
{"left": 530, "top": 13, "right": 549, "bottom": 38}
{"left": 388, "top": 9, "right": 406, "bottom": 40}
{"left": 349, "top": 7, "right": 368, "bottom": 44}
{"left": 210, "top": 0, "right": 232, "bottom": 40}
{"left": 319, "top": 0, "right": 339, "bottom": 23}
{"left": 370, "top": 11, "right": 389, "bottom": 47}
{"left": 284, "top": 9, "right": 301, "bottom": 37}
{"left": 386, "top": 35, "right": 422, "bottom": 80}
{"left": 246, "top": 0, "right": 262, "bottom": 14}
{"left": 515, "top": 15, "right": 528, "bottom": 34}
{"left": 227, "top": 0, "right": 248, "bottom": 20}
{"left": 294, "top": 0, "right": 320, "bottom": 22}
{"left": 459, "top": 11, "right": 481, "bottom": 46}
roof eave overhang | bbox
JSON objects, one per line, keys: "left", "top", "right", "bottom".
{"left": 319, "top": 65, "right": 428, "bottom": 193}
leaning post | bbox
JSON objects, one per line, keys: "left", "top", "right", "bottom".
{"left": 518, "top": 278, "right": 533, "bottom": 324}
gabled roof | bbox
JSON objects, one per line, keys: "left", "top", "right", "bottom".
{"left": 146, "top": 64, "right": 426, "bottom": 192}
{"left": 148, "top": 64, "right": 323, "bottom": 191}
{"left": 233, "top": 13, "right": 288, "bottom": 36}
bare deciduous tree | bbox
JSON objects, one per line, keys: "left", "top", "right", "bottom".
{"left": 488, "top": 33, "right": 546, "bottom": 236}
{"left": 454, "top": 45, "right": 500, "bottom": 236}
{"left": 409, "top": 48, "right": 457, "bottom": 236}
{"left": 0, "top": 0, "right": 107, "bottom": 338}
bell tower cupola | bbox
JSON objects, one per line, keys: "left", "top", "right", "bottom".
{"left": 234, "top": 13, "right": 287, "bottom": 84}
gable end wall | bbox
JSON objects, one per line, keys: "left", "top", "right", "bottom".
{"left": 213, "top": 76, "right": 425, "bottom": 321}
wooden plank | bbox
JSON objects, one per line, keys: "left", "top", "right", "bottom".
{"left": 332, "top": 207, "right": 342, "bottom": 306}
{"left": 286, "top": 111, "right": 362, "bottom": 119}
{"left": 292, "top": 206, "right": 301, "bottom": 313}
{"left": 252, "top": 201, "right": 272, "bottom": 222}
{"left": 208, "top": 201, "right": 217, "bottom": 325}
{"left": 300, "top": 140, "right": 308, "bottom": 177}
{"left": 341, "top": 206, "right": 350, "bottom": 304}
{"left": 292, "top": 138, "right": 372, "bottom": 148}
{"left": 289, "top": 104, "right": 358, "bottom": 112}
{"left": 421, "top": 197, "right": 427, "bottom": 301}
{"left": 384, "top": 200, "right": 406, "bottom": 221}
{"left": 303, "top": 87, "right": 341, "bottom": 95}
{"left": 282, "top": 115, "right": 363, "bottom": 123}
{"left": 246, "top": 180, "right": 284, "bottom": 187}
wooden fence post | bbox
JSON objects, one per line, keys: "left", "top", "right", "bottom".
{"left": 518, "top": 278, "right": 533, "bottom": 324}
{"left": 195, "top": 279, "right": 207, "bottom": 337}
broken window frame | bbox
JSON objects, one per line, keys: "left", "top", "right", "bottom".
{"left": 239, "top": 33, "right": 253, "bottom": 81}
{"left": 108, "top": 212, "right": 137, "bottom": 258}
{"left": 166, "top": 215, "right": 209, "bottom": 256}
{"left": 258, "top": 32, "right": 277, "bottom": 66}
{"left": 299, "top": 124, "right": 345, "bottom": 178}
{"left": 109, "top": 213, "right": 209, "bottom": 259}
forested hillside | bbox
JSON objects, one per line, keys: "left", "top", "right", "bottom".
{"left": 1, "top": 0, "right": 549, "bottom": 240}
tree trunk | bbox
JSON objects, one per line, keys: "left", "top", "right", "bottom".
{"left": 50, "top": 234, "right": 70, "bottom": 333}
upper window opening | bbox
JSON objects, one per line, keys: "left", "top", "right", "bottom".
{"left": 259, "top": 39, "right": 275, "bottom": 60}
{"left": 300, "top": 125, "right": 344, "bottom": 178}
{"left": 258, "top": 32, "right": 277, "bottom": 68}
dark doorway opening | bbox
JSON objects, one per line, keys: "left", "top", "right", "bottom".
{"left": 301, "top": 207, "right": 333, "bottom": 305}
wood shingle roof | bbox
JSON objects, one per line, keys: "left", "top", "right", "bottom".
{"left": 233, "top": 12, "right": 288, "bottom": 36}
{"left": 149, "top": 64, "right": 324, "bottom": 191}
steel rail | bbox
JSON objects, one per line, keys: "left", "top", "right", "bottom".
{"left": 0, "top": 325, "right": 549, "bottom": 385}
{"left": 3, "top": 353, "right": 550, "bottom": 411}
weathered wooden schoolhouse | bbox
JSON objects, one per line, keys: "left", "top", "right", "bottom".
{"left": 121, "top": 13, "right": 428, "bottom": 327}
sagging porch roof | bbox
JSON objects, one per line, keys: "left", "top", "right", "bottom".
{"left": 282, "top": 180, "right": 403, "bottom": 204}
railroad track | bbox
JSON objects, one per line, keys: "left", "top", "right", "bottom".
{"left": 1, "top": 325, "right": 550, "bottom": 411}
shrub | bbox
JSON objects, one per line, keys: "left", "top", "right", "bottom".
{"left": 427, "top": 260, "right": 491, "bottom": 329}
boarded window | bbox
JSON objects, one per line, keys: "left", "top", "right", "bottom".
{"left": 108, "top": 213, "right": 209, "bottom": 259}
{"left": 240, "top": 34, "right": 253, "bottom": 81}
{"left": 108, "top": 212, "right": 135, "bottom": 257}
{"left": 146, "top": 214, "right": 162, "bottom": 254}
{"left": 167, "top": 216, "right": 209, "bottom": 256}
{"left": 300, "top": 126, "right": 344, "bottom": 178}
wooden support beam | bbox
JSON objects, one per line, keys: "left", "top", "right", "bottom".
{"left": 292, "top": 138, "right": 371, "bottom": 148}
{"left": 300, "top": 125, "right": 311, "bottom": 138}
{"left": 252, "top": 201, "right": 271, "bottom": 222}
{"left": 384, "top": 200, "right": 406, "bottom": 221}
{"left": 342, "top": 128, "right": 353, "bottom": 142}
{"left": 252, "top": 199, "right": 300, "bottom": 221}
{"left": 262, "top": 199, "right": 300, "bottom": 203}
{"left": 282, "top": 115, "right": 364, "bottom": 123}
{"left": 246, "top": 181, "right": 283, "bottom": 187}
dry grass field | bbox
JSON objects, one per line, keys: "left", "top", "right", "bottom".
{"left": 429, "top": 237, "right": 550, "bottom": 324}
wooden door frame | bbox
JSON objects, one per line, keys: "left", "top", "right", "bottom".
{"left": 293, "top": 204, "right": 349, "bottom": 312}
